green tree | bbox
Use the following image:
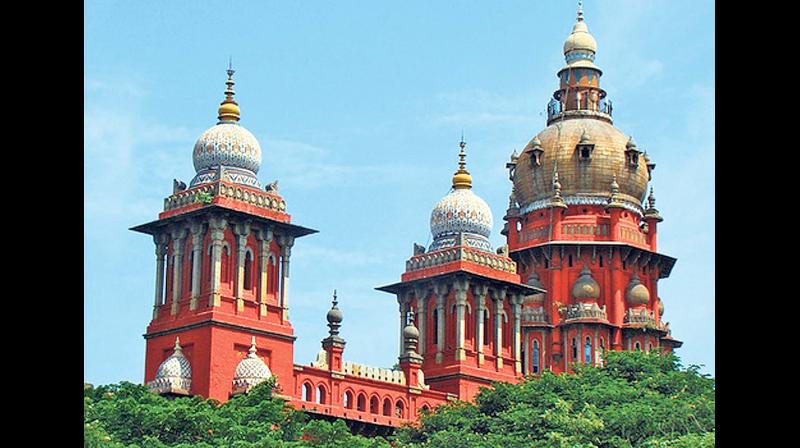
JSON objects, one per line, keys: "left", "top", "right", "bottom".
{"left": 394, "top": 351, "right": 714, "bottom": 448}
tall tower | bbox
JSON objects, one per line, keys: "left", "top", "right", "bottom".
{"left": 503, "top": 6, "right": 681, "bottom": 375}
{"left": 132, "top": 67, "right": 316, "bottom": 401}
{"left": 378, "top": 141, "right": 542, "bottom": 401}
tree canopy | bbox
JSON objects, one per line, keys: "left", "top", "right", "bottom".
{"left": 85, "top": 351, "right": 714, "bottom": 447}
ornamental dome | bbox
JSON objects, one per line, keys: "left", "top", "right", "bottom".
{"left": 563, "top": 19, "right": 597, "bottom": 55}
{"left": 429, "top": 141, "right": 493, "bottom": 252}
{"left": 190, "top": 67, "right": 262, "bottom": 188}
{"left": 232, "top": 337, "right": 272, "bottom": 394}
{"left": 148, "top": 337, "right": 192, "bottom": 395}
{"left": 572, "top": 267, "right": 600, "bottom": 301}
{"left": 403, "top": 320, "right": 420, "bottom": 340}
{"left": 513, "top": 119, "right": 649, "bottom": 214}
{"left": 525, "top": 271, "right": 546, "bottom": 304}
{"left": 626, "top": 274, "right": 650, "bottom": 306}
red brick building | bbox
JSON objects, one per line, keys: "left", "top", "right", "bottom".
{"left": 132, "top": 8, "right": 680, "bottom": 433}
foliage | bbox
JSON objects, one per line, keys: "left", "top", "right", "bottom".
{"left": 195, "top": 191, "right": 214, "bottom": 204}
{"left": 395, "top": 351, "right": 714, "bottom": 448}
{"left": 83, "top": 378, "right": 389, "bottom": 447}
{"left": 85, "top": 352, "right": 713, "bottom": 447}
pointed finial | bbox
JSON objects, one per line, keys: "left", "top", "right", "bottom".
{"left": 452, "top": 136, "right": 472, "bottom": 189}
{"left": 218, "top": 62, "right": 241, "bottom": 123}
{"left": 577, "top": 0, "right": 584, "bottom": 22}
{"left": 610, "top": 174, "right": 619, "bottom": 195}
{"left": 332, "top": 289, "right": 338, "bottom": 307}
{"left": 173, "top": 336, "right": 183, "bottom": 354}
{"left": 648, "top": 187, "right": 656, "bottom": 208}
{"left": 248, "top": 336, "right": 258, "bottom": 357}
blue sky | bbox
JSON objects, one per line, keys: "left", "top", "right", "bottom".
{"left": 85, "top": 0, "right": 714, "bottom": 385}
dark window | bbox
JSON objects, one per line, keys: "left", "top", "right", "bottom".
{"left": 432, "top": 309, "right": 438, "bottom": 345}
{"left": 571, "top": 338, "right": 578, "bottom": 360}
{"left": 243, "top": 251, "right": 253, "bottom": 290}
{"left": 483, "top": 310, "right": 491, "bottom": 345}
{"left": 584, "top": 337, "right": 592, "bottom": 365}
{"left": 532, "top": 341, "right": 540, "bottom": 374}
{"left": 383, "top": 398, "right": 392, "bottom": 416}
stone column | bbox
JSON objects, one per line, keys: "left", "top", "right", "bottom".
{"left": 277, "top": 234, "right": 294, "bottom": 321}
{"left": 453, "top": 277, "right": 469, "bottom": 361}
{"left": 189, "top": 221, "right": 205, "bottom": 311}
{"left": 208, "top": 215, "right": 227, "bottom": 308}
{"left": 510, "top": 293, "right": 523, "bottom": 374}
{"left": 152, "top": 233, "right": 169, "bottom": 319}
{"left": 473, "top": 284, "right": 488, "bottom": 366}
{"left": 233, "top": 221, "right": 251, "bottom": 312}
{"left": 433, "top": 282, "right": 449, "bottom": 364}
{"left": 256, "top": 226, "right": 273, "bottom": 317}
{"left": 522, "top": 334, "right": 529, "bottom": 375}
{"left": 490, "top": 287, "right": 507, "bottom": 370}
{"left": 170, "top": 226, "right": 188, "bottom": 316}
{"left": 398, "top": 292, "right": 411, "bottom": 357}
{"left": 414, "top": 286, "right": 428, "bottom": 356}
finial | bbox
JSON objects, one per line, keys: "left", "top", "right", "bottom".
{"left": 553, "top": 162, "right": 562, "bottom": 197}
{"left": 610, "top": 174, "right": 619, "bottom": 195}
{"left": 452, "top": 137, "right": 472, "bottom": 189}
{"left": 648, "top": 187, "right": 656, "bottom": 208}
{"left": 326, "top": 290, "right": 343, "bottom": 336}
{"left": 173, "top": 336, "right": 183, "bottom": 354}
{"left": 218, "top": 63, "right": 241, "bottom": 123}
{"left": 577, "top": 0, "right": 584, "bottom": 22}
{"left": 248, "top": 336, "right": 257, "bottom": 357}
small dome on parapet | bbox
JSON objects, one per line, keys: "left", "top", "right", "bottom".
{"left": 148, "top": 337, "right": 192, "bottom": 395}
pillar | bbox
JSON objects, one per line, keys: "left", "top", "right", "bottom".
{"left": 256, "top": 227, "right": 273, "bottom": 317}
{"left": 170, "top": 226, "right": 188, "bottom": 315}
{"left": 414, "top": 286, "right": 428, "bottom": 356}
{"left": 453, "top": 277, "right": 469, "bottom": 361}
{"left": 277, "top": 234, "right": 294, "bottom": 322}
{"left": 398, "top": 292, "right": 411, "bottom": 357}
{"left": 491, "top": 287, "right": 507, "bottom": 370}
{"left": 152, "top": 233, "right": 169, "bottom": 319}
{"left": 473, "top": 284, "right": 488, "bottom": 366}
{"left": 189, "top": 221, "right": 205, "bottom": 311}
{"left": 233, "top": 221, "right": 251, "bottom": 312}
{"left": 510, "top": 293, "right": 522, "bottom": 374}
{"left": 433, "top": 282, "right": 448, "bottom": 364}
{"left": 208, "top": 215, "right": 227, "bottom": 308}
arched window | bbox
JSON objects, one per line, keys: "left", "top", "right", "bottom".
{"left": 584, "top": 337, "right": 592, "bottom": 365}
{"left": 344, "top": 391, "right": 353, "bottom": 409}
{"left": 187, "top": 251, "right": 194, "bottom": 292}
{"left": 421, "top": 404, "right": 430, "bottom": 414}
{"left": 243, "top": 250, "right": 253, "bottom": 290}
{"left": 634, "top": 341, "right": 641, "bottom": 351}
{"left": 483, "top": 309, "right": 491, "bottom": 345}
{"left": 357, "top": 393, "right": 366, "bottom": 412}
{"left": 316, "top": 385, "right": 325, "bottom": 404}
{"left": 369, "top": 396, "right": 379, "bottom": 414}
{"left": 382, "top": 398, "right": 392, "bottom": 416}
{"left": 571, "top": 337, "right": 578, "bottom": 360}
{"left": 395, "top": 400, "right": 404, "bottom": 418}
{"left": 598, "top": 338, "right": 605, "bottom": 365}
{"left": 532, "top": 341, "right": 540, "bottom": 374}
{"left": 221, "top": 245, "right": 231, "bottom": 284}
{"left": 432, "top": 309, "right": 438, "bottom": 345}
{"left": 302, "top": 383, "right": 313, "bottom": 402}
{"left": 647, "top": 343, "right": 653, "bottom": 353}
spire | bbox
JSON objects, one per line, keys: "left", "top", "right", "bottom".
{"left": 247, "top": 336, "right": 258, "bottom": 358}
{"left": 606, "top": 174, "right": 625, "bottom": 210}
{"left": 549, "top": 162, "right": 568, "bottom": 209}
{"left": 217, "top": 62, "right": 241, "bottom": 123}
{"left": 173, "top": 336, "right": 183, "bottom": 355}
{"left": 326, "top": 289, "right": 343, "bottom": 337}
{"left": 577, "top": 0, "right": 584, "bottom": 22}
{"left": 452, "top": 137, "right": 473, "bottom": 189}
{"left": 644, "top": 186, "right": 663, "bottom": 222}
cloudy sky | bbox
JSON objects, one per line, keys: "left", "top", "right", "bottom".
{"left": 85, "top": 0, "right": 714, "bottom": 385}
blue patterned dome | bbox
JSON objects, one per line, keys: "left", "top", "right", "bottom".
{"left": 428, "top": 141, "right": 494, "bottom": 252}
{"left": 189, "top": 68, "right": 262, "bottom": 188}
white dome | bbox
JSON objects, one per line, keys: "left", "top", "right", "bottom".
{"left": 232, "top": 338, "right": 272, "bottom": 394}
{"left": 148, "top": 338, "right": 192, "bottom": 395}
{"left": 191, "top": 123, "right": 262, "bottom": 188}
{"left": 429, "top": 188, "right": 493, "bottom": 252}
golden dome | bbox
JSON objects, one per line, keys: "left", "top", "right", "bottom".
{"left": 452, "top": 140, "right": 472, "bottom": 189}
{"left": 217, "top": 67, "right": 240, "bottom": 123}
{"left": 572, "top": 267, "right": 600, "bottom": 301}
{"left": 563, "top": 20, "right": 597, "bottom": 55}
{"left": 625, "top": 274, "right": 650, "bottom": 306}
{"left": 513, "top": 119, "right": 649, "bottom": 212}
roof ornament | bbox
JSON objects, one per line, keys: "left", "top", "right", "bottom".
{"left": 326, "top": 289, "right": 343, "bottom": 337}
{"left": 550, "top": 162, "right": 568, "bottom": 209}
{"left": 577, "top": 0, "right": 584, "bottom": 22}
{"left": 644, "top": 186, "right": 663, "bottom": 222}
{"left": 217, "top": 60, "right": 241, "bottom": 123}
{"left": 451, "top": 135, "right": 473, "bottom": 189}
{"left": 606, "top": 174, "right": 625, "bottom": 210}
